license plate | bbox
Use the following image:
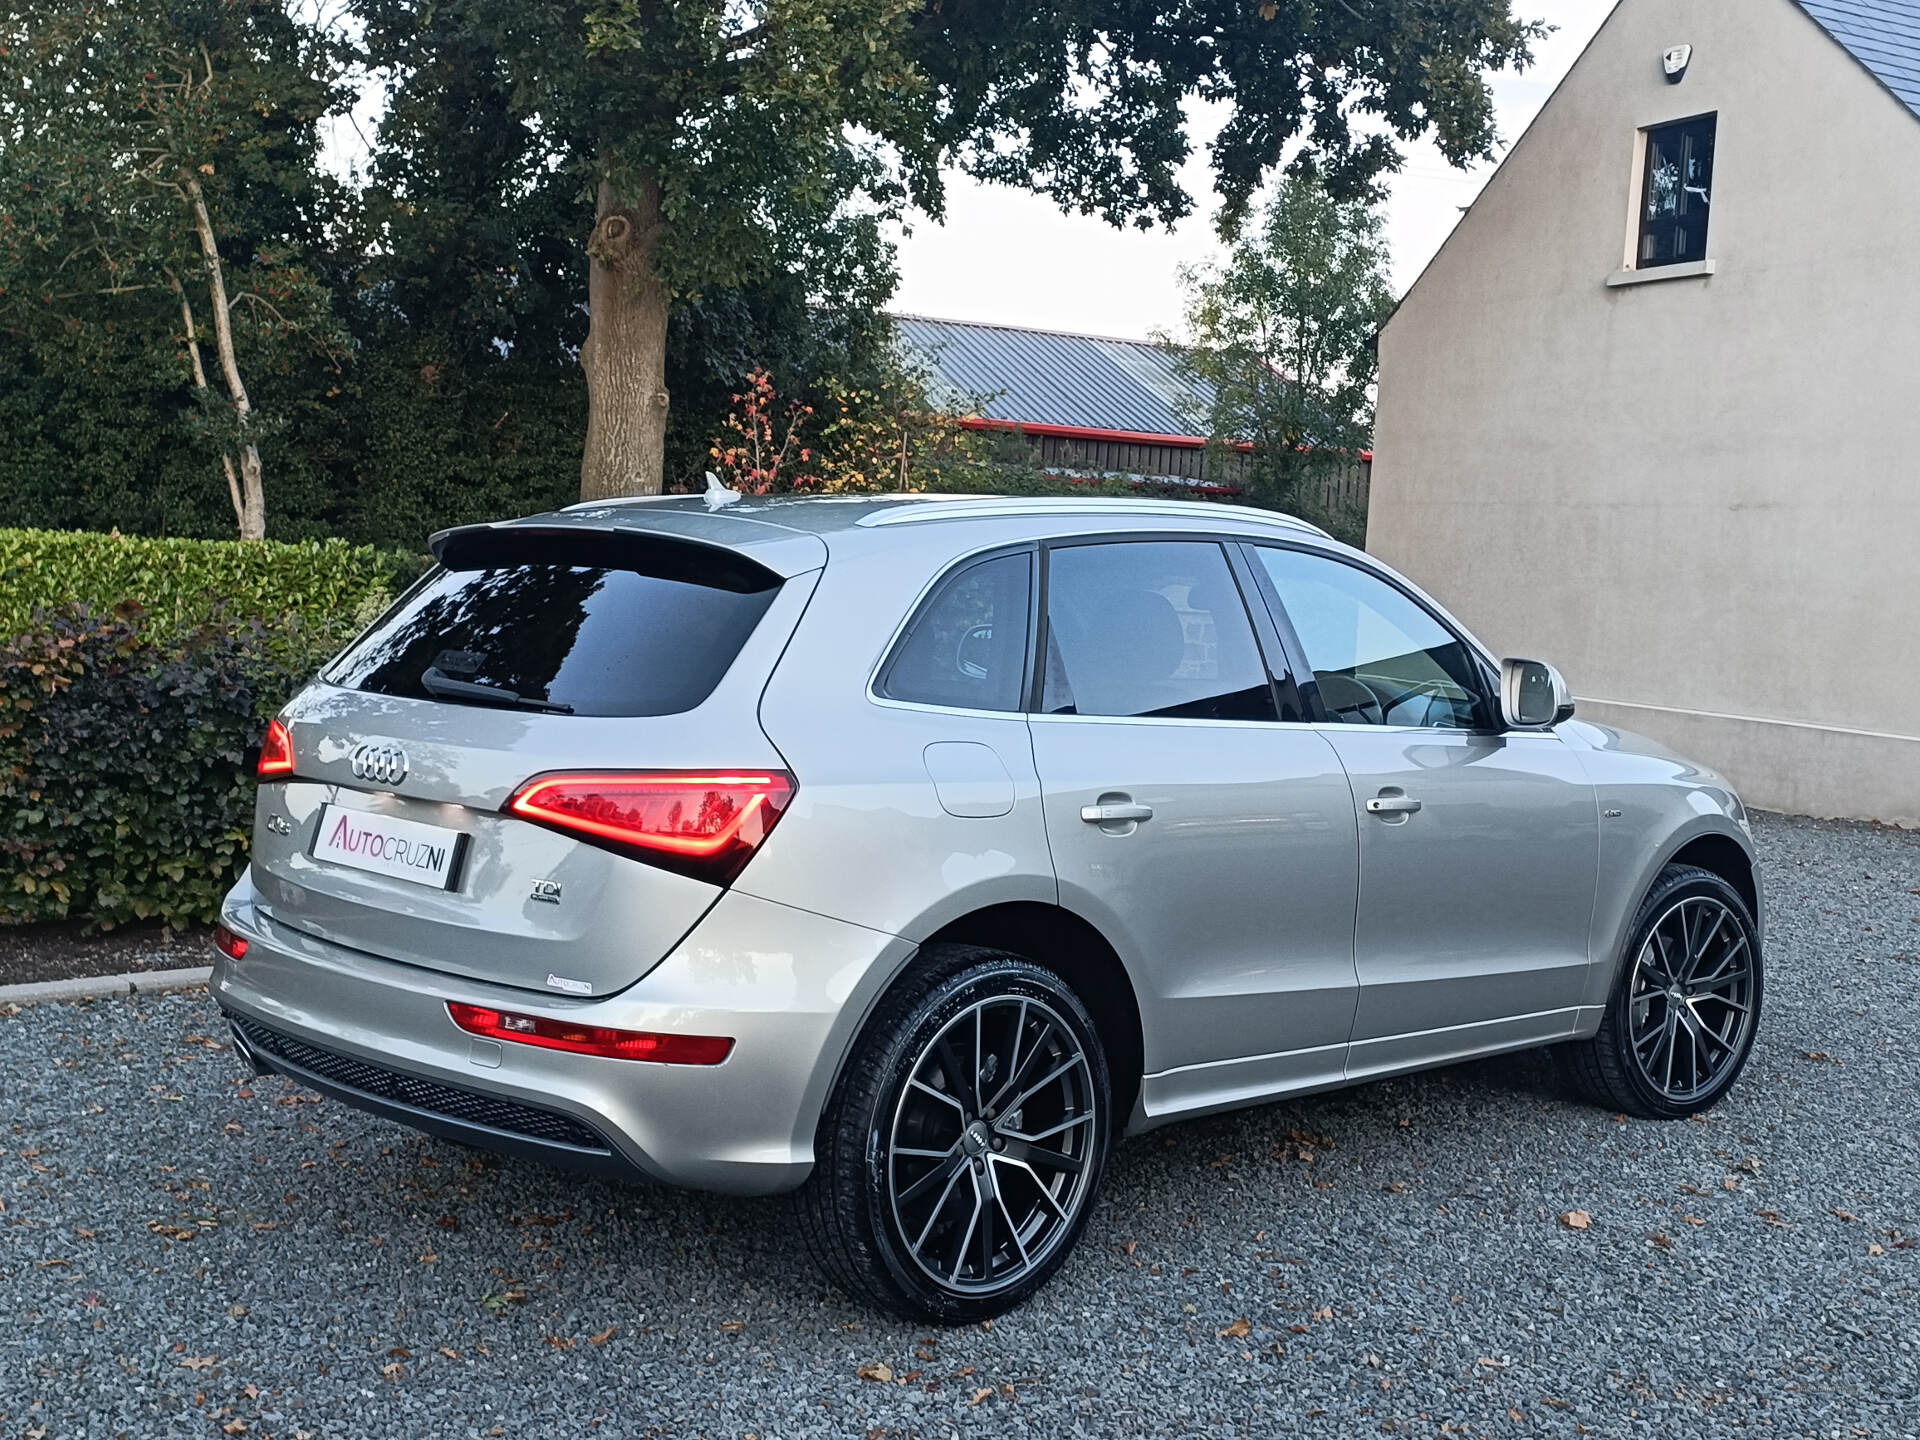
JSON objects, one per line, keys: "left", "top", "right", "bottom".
{"left": 309, "top": 803, "right": 467, "bottom": 891}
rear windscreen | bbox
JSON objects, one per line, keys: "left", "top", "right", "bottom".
{"left": 328, "top": 538, "right": 781, "bottom": 718}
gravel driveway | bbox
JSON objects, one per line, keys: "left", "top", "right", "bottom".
{"left": 4, "top": 813, "right": 1916, "bottom": 1439}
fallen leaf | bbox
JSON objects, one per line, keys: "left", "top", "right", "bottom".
{"left": 1648, "top": 1232, "right": 1673, "bottom": 1249}
{"left": 720, "top": 1319, "right": 746, "bottom": 1333}
{"left": 437, "top": 1346, "right": 460, "bottom": 1359}
{"left": 382, "top": 1361, "right": 403, "bottom": 1382}
{"left": 222, "top": 1423, "right": 246, "bottom": 1436}
{"left": 544, "top": 1337, "right": 574, "bottom": 1351}
{"left": 1476, "top": 1356, "right": 1508, "bottom": 1370}
{"left": 1756, "top": 1210, "right": 1791, "bottom": 1229}
{"left": 1683, "top": 1215, "right": 1705, "bottom": 1226}
{"left": 856, "top": 1362, "right": 893, "bottom": 1383}
{"left": 1831, "top": 1209, "right": 1860, "bottom": 1222}
{"left": 589, "top": 1326, "right": 616, "bottom": 1346}
{"left": 179, "top": 1356, "right": 219, "bottom": 1371}
{"left": 1804, "top": 1051, "right": 1842, "bottom": 1064}
{"left": 1383, "top": 1180, "right": 1408, "bottom": 1193}
{"left": 1217, "top": 1317, "right": 1252, "bottom": 1340}
{"left": 969, "top": 1387, "right": 994, "bottom": 1406}
{"left": 1560, "top": 1210, "right": 1592, "bottom": 1231}
{"left": 1868, "top": 1243, "right": 1886, "bottom": 1256}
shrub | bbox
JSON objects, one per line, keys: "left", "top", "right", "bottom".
{"left": 0, "top": 528, "right": 417, "bottom": 928}
{"left": 0, "top": 607, "right": 311, "bottom": 928}
{"left": 0, "top": 528, "right": 422, "bottom": 663}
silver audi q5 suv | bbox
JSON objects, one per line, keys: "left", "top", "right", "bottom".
{"left": 213, "top": 494, "right": 1763, "bottom": 1321}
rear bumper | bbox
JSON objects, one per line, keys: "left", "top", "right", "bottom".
{"left": 213, "top": 868, "right": 914, "bottom": 1196}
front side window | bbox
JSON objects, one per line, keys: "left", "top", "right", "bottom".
{"left": 1041, "top": 541, "right": 1277, "bottom": 722}
{"left": 1252, "top": 547, "right": 1484, "bottom": 729}
{"left": 1638, "top": 114, "right": 1716, "bottom": 267}
{"left": 879, "top": 551, "right": 1033, "bottom": 712}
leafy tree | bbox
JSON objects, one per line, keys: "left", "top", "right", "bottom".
{"left": 350, "top": 0, "right": 1541, "bottom": 501}
{"left": 0, "top": 0, "right": 350, "bottom": 539}
{"left": 1170, "top": 174, "right": 1395, "bottom": 542}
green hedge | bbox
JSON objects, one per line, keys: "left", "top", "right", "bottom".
{"left": 0, "top": 528, "right": 418, "bottom": 928}
{"left": 0, "top": 610, "right": 283, "bottom": 927}
{"left": 0, "top": 528, "right": 422, "bottom": 658}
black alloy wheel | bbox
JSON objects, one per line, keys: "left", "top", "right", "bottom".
{"left": 796, "top": 945, "right": 1112, "bottom": 1323}
{"left": 1563, "top": 864, "right": 1764, "bottom": 1119}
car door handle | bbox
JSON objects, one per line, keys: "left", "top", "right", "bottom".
{"left": 1365, "top": 795, "right": 1423, "bottom": 816}
{"left": 1081, "top": 802, "right": 1154, "bottom": 824}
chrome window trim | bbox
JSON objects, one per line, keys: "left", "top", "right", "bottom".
{"left": 1026, "top": 712, "right": 1324, "bottom": 732}
{"left": 868, "top": 695, "right": 1039, "bottom": 723}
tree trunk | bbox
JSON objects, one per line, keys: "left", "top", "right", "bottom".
{"left": 169, "top": 270, "right": 246, "bottom": 532}
{"left": 579, "top": 173, "right": 671, "bottom": 500}
{"left": 185, "top": 176, "right": 266, "bottom": 539}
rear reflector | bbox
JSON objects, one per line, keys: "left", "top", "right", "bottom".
{"left": 212, "top": 924, "right": 248, "bottom": 961}
{"left": 503, "top": 770, "right": 794, "bottom": 884}
{"left": 447, "top": 1002, "right": 733, "bottom": 1065}
{"left": 257, "top": 718, "right": 295, "bottom": 779}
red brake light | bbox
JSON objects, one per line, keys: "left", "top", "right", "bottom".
{"left": 447, "top": 1002, "right": 733, "bottom": 1065}
{"left": 503, "top": 770, "right": 794, "bottom": 884}
{"left": 257, "top": 718, "right": 295, "bottom": 779}
{"left": 212, "top": 923, "right": 248, "bottom": 960}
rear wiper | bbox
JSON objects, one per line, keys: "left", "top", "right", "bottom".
{"left": 420, "top": 666, "right": 573, "bottom": 714}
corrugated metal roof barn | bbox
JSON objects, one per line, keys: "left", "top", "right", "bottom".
{"left": 895, "top": 314, "right": 1214, "bottom": 442}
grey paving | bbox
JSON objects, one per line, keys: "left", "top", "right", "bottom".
{"left": 2, "top": 812, "right": 1915, "bottom": 1438}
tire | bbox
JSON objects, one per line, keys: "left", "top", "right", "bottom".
{"left": 795, "top": 944, "right": 1112, "bottom": 1323}
{"left": 1563, "top": 864, "right": 1763, "bottom": 1120}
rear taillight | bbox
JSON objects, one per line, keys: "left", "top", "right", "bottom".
{"left": 447, "top": 1002, "right": 733, "bottom": 1065}
{"left": 257, "top": 718, "right": 295, "bottom": 779}
{"left": 503, "top": 770, "right": 794, "bottom": 884}
{"left": 212, "top": 923, "right": 248, "bottom": 960}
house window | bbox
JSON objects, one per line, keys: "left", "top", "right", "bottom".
{"left": 1637, "top": 114, "right": 1716, "bottom": 267}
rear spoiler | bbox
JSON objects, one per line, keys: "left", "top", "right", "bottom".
{"left": 427, "top": 523, "right": 785, "bottom": 595}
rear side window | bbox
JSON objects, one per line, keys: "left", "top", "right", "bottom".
{"left": 329, "top": 535, "right": 780, "bottom": 718}
{"left": 878, "top": 551, "right": 1033, "bottom": 712}
{"left": 1041, "top": 541, "right": 1277, "bottom": 722}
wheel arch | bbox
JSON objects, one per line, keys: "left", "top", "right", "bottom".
{"left": 1666, "top": 830, "right": 1759, "bottom": 921}
{"left": 916, "top": 902, "right": 1146, "bottom": 1124}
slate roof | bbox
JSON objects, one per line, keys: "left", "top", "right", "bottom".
{"left": 895, "top": 314, "right": 1214, "bottom": 440}
{"left": 1797, "top": 0, "right": 1920, "bottom": 119}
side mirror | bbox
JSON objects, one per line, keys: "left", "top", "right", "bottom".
{"left": 1501, "top": 658, "right": 1575, "bottom": 729}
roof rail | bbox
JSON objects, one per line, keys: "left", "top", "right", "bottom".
{"left": 853, "top": 496, "right": 1332, "bottom": 539}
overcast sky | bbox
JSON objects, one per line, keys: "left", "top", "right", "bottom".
{"left": 892, "top": 0, "right": 1616, "bottom": 339}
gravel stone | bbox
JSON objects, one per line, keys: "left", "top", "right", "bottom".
{"left": 2, "top": 812, "right": 1915, "bottom": 1437}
